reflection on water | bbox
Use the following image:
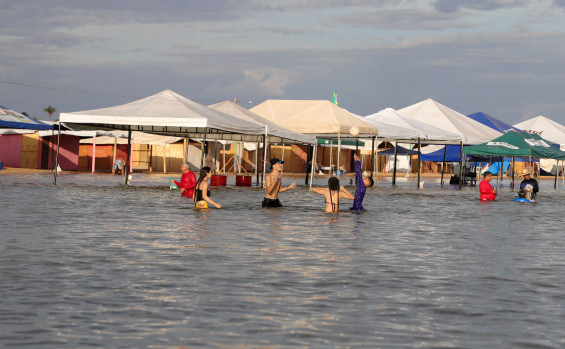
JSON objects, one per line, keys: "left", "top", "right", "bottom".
{"left": 1, "top": 172, "right": 565, "bottom": 348}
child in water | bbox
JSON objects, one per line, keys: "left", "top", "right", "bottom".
{"left": 312, "top": 177, "right": 355, "bottom": 213}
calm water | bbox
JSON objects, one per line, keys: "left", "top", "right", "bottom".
{"left": 1, "top": 172, "right": 564, "bottom": 348}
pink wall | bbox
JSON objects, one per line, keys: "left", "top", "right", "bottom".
{"left": 0, "top": 134, "right": 23, "bottom": 168}
{"left": 38, "top": 135, "right": 80, "bottom": 171}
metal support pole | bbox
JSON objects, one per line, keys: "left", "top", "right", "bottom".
{"left": 458, "top": 141, "right": 464, "bottom": 190}
{"left": 441, "top": 145, "right": 446, "bottom": 186}
{"left": 124, "top": 128, "right": 131, "bottom": 185}
{"left": 392, "top": 141, "right": 398, "bottom": 186}
{"left": 309, "top": 145, "right": 317, "bottom": 188}
{"left": 53, "top": 122, "right": 61, "bottom": 185}
{"left": 256, "top": 142, "right": 260, "bottom": 186}
{"left": 555, "top": 159, "right": 559, "bottom": 190}
{"left": 511, "top": 157, "right": 515, "bottom": 190}
{"left": 370, "top": 136, "right": 375, "bottom": 177}
{"left": 417, "top": 137, "right": 421, "bottom": 189}
{"left": 261, "top": 131, "right": 267, "bottom": 187}
{"left": 200, "top": 128, "right": 207, "bottom": 169}
{"left": 337, "top": 131, "right": 341, "bottom": 177}
{"left": 305, "top": 144, "right": 312, "bottom": 185}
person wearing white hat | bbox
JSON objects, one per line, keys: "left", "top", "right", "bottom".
{"left": 519, "top": 169, "right": 539, "bottom": 198}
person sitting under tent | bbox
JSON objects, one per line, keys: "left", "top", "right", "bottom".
{"left": 112, "top": 158, "right": 125, "bottom": 175}
{"left": 479, "top": 171, "right": 497, "bottom": 201}
{"left": 519, "top": 169, "right": 539, "bottom": 198}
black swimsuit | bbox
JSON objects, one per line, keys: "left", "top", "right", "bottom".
{"left": 325, "top": 190, "right": 339, "bottom": 212}
{"left": 194, "top": 188, "right": 211, "bottom": 201}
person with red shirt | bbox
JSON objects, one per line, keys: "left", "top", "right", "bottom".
{"left": 174, "top": 163, "right": 196, "bottom": 199}
{"left": 479, "top": 171, "right": 497, "bottom": 201}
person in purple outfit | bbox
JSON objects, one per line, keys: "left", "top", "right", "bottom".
{"left": 351, "top": 154, "right": 374, "bottom": 210}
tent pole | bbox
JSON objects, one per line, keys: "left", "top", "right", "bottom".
{"left": 370, "top": 136, "right": 375, "bottom": 177}
{"left": 281, "top": 143, "right": 285, "bottom": 176}
{"left": 163, "top": 145, "right": 167, "bottom": 173}
{"left": 200, "top": 128, "right": 207, "bottom": 170}
{"left": 305, "top": 144, "right": 312, "bottom": 185}
{"left": 53, "top": 121, "right": 61, "bottom": 185}
{"left": 458, "top": 141, "right": 463, "bottom": 190}
{"left": 255, "top": 142, "right": 260, "bottom": 186}
{"left": 92, "top": 135, "right": 96, "bottom": 173}
{"left": 355, "top": 139, "right": 359, "bottom": 186}
{"left": 337, "top": 130, "right": 341, "bottom": 177}
{"left": 149, "top": 145, "right": 153, "bottom": 172}
{"left": 417, "top": 137, "right": 421, "bottom": 189}
{"left": 124, "top": 128, "right": 131, "bottom": 185}
{"left": 511, "top": 157, "right": 515, "bottom": 190}
{"left": 129, "top": 138, "right": 134, "bottom": 174}
{"left": 223, "top": 142, "right": 226, "bottom": 174}
{"left": 555, "top": 159, "right": 559, "bottom": 190}
{"left": 329, "top": 139, "right": 333, "bottom": 174}
{"left": 309, "top": 144, "right": 317, "bottom": 188}
{"left": 392, "top": 141, "right": 398, "bottom": 186}
{"left": 441, "top": 145, "right": 446, "bottom": 186}
{"left": 375, "top": 137, "right": 379, "bottom": 186}
{"left": 112, "top": 137, "right": 117, "bottom": 173}
{"left": 262, "top": 127, "right": 268, "bottom": 187}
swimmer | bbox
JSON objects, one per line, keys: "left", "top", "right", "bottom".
{"left": 193, "top": 167, "right": 221, "bottom": 209}
{"left": 351, "top": 154, "right": 374, "bottom": 211}
{"left": 312, "top": 177, "right": 354, "bottom": 213}
{"left": 262, "top": 158, "right": 296, "bottom": 207}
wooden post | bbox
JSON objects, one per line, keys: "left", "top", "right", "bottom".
{"left": 149, "top": 145, "right": 153, "bottom": 172}
{"left": 112, "top": 137, "right": 117, "bottom": 174}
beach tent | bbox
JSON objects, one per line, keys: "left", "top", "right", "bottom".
{"left": 250, "top": 99, "right": 377, "bottom": 137}
{"left": 251, "top": 99, "right": 378, "bottom": 184}
{"left": 59, "top": 90, "right": 280, "bottom": 185}
{"left": 465, "top": 132, "right": 565, "bottom": 159}
{"left": 0, "top": 105, "right": 53, "bottom": 130}
{"left": 467, "top": 112, "right": 520, "bottom": 133}
{"left": 362, "top": 108, "right": 461, "bottom": 143}
{"left": 398, "top": 99, "right": 502, "bottom": 145}
{"left": 514, "top": 115, "right": 565, "bottom": 146}
{"left": 208, "top": 100, "right": 315, "bottom": 144}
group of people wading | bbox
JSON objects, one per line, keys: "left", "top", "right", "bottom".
{"left": 174, "top": 154, "right": 374, "bottom": 213}
{"left": 479, "top": 168, "right": 539, "bottom": 201}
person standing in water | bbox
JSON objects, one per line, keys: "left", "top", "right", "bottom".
{"left": 351, "top": 154, "right": 374, "bottom": 211}
{"left": 479, "top": 171, "right": 497, "bottom": 201}
{"left": 193, "top": 167, "right": 221, "bottom": 209}
{"left": 262, "top": 158, "right": 296, "bottom": 207}
{"left": 174, "top": 163, "right": 197, "bottom": 199}
{"left": 312, "top": 177, "right": 355, "bottom": 213}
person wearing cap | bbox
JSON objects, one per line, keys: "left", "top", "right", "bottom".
{"left": 519, "top": 169, "right": 539, "bottom": 198}
{"left": 479, "top": 171, "right": 497, "bottom": 201}
{"left": 262, "top": 158, "right": 296, "bottom": 207}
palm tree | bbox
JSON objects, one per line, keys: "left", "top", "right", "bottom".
{"left": 43, "top": 105, "right": 57, "bottom": 121}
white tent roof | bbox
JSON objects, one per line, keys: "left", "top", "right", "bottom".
{"left": 353, "top": 114, "right": 419, "bottom": 141}
{"left": 37, "top": 130, "right": 129, "bottom": 138}
{"left": 59, "top": 90, "right": 267, "bottom": 142}
{"left": 250, "top": 100, "right": 377, "bottom": 137}
{"left": 207, "top": 100, "right": 315, "bottom": 144}
{"left": 362, "top": 108, "right": 462, "bottom": 143}
{"left": 513, "top": 115, "right": 565, "bottom": 145}
{"left": 397, "top": 99, "right": 501, "bottom": 144}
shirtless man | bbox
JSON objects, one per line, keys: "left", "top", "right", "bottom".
{"left": 262, "top": 158, "right": 296, "bottom": 207}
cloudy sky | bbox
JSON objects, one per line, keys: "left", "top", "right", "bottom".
{"left": 1, "top": 0, "right": 565, "bottom": 125}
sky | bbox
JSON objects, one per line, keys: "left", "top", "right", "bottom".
{"left": 1, "top": 0, "right": 565, "bottom": 125}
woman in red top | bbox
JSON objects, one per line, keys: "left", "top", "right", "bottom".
{"left": 479, "top": 171, "right": 497, "bottom": 201}
{"left": 174, "top": 163, "right": 197, "bottom": 199}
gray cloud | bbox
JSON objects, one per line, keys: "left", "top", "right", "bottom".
{"left": 433, "top": 0, "right": 529, "bottom": 13}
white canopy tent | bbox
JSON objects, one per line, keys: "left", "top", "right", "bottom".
{"left": 398, "top": 99, "right": 501, "bottom": 145}
{"left": 59, "top": 90, "right": 278, "bottom": 185}
{"left": 251, "top": 99, "right": 378, "bottom": 185}
{"left": 514, "top": 115, "right": 565, "bottom": 176}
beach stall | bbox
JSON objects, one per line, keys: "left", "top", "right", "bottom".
{"left": 59, "top": 90, "right": 272, "bottom": 185}
{"left": 208, "top": 100, "right": 315, "bottom": 185}
{"left": 0, "top": 106, "right": 54, "bottom": 170}
{"left": 250, "top": 100, "right": 377, "bottom": 186}
{"left": 465, "top": 131, "right": 565, "bottom": 189}
{"left": 359, "top": 107, "right": 462, "bottom": 187}
{"left": 397, "top": 98, "right": 502, "bottom": 187}
{"left": 514, "top": 116, "right": 565, "bottom": 176}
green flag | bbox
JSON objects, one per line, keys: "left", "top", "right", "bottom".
{"left": 332, "top": 90, "right": 338, "bottom": 106}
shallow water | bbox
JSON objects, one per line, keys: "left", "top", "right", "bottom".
{"left": 1, "top": 172, "right": 565, "bottom": 348}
